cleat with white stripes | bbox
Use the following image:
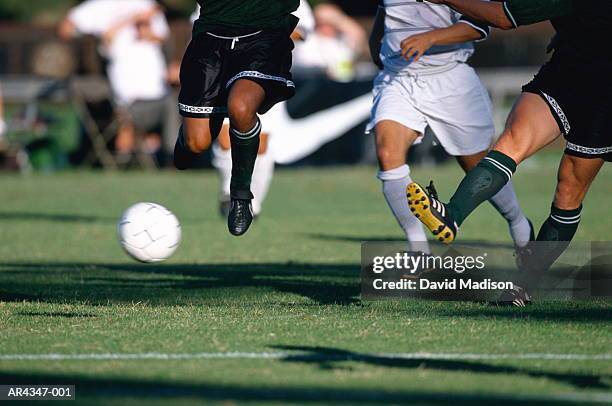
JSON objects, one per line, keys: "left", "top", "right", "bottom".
{"left": 407, "top": 181, "right": 458, "bottom": 244}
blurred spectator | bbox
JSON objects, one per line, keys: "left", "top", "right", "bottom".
{"left": 293, "top": 2, "right": 366, "bottom": 81}
{"left": 58, "top": 0, "right": 171, "bottom": 160}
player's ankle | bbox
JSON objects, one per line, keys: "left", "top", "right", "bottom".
{"left": 230, "top": 189, "right": 254, "bottom": 201}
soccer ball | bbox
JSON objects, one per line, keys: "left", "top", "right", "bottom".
{"left": 117, "top": 202, "right": 181, "bottom": 263}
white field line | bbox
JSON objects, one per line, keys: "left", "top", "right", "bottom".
{"left": 0, "top": 351, "right": 610, "bottom": 361}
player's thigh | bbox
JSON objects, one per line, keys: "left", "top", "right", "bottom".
{"left": 494, "top": 93, "right": 562, "bottom": 164}
{"left": 375, "top": 120, "right": 421, "bottom": 171}
{"left": 554, "top": 154, "right": 604, "bottom": 209}
{"left": 370, "top": 75, "right": 426, "bottom": 170}
{"left": 183, "top": 116, "right": 223, "bottom": 152}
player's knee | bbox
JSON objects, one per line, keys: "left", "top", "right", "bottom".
{"left": 376, "top": 144, "right": 402, "bottom": 169}
{"left": 184, "top": 130, "right": 211, "bottom": 153}
{"left": 554, "top": 177, "right": 585, "bottom": 209}
{"left": 228, "top": 98, "right": 258, "bottom": 131}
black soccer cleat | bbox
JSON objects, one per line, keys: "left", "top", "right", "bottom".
{"left": 407, "top": 181, "right": 458, "bottom": 244}
{"left": 227, "top": 199, "right": 254, "bottom": 236}
{"left": 173, "top": 127, "right": 198, "bottom": 170}
{"left": 498, "top": 285, "right": 532, "bottom": 307}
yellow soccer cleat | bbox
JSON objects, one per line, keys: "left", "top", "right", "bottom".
{"left": 407, "top": 181, "right": 458, "bottom": 244}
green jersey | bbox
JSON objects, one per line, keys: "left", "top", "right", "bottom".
{"left": 503, "top": 0, "right": 572, "bottom": 27}
{"left": 504, "top": 0, "right": 612, "bottom": 67}
{"left": 194, "top": 0, "right": 300, "bottom": 35}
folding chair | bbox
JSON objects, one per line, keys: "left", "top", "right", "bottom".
{"left": 69, "top": 76, "right": 157, "bottom": 170}
{"left": 69, "top": 77, "right": 119, "bottom": 169}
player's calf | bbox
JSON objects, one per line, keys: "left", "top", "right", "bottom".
{"left": 520, "top": 155, "right": 603, "bottom": 286}
{"left": 227, "top": 119, "right": 261, "bottom": 236}
{"left": 225, "top": 81, "right": 266, "bottom": 236}
{"left": 375, "top": 122, "right": 430, "bottom": 251}
{"left": 174, "top": 118, "right": 219, "bottom": 170}
{"left": 173, "top": 126, "right": 200, "bottom": 170}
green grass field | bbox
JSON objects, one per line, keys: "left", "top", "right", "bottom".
{"left": 0, "top": 154, "right": 611, "bottom": 404}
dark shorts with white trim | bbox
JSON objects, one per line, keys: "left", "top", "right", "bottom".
{"left": 178, "top": 26, "right": 296, "bottom": 119}
{"left": 522, "top": 56, "right": 612, "bottom": 162}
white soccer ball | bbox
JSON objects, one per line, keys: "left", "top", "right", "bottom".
{"left": 117, "top": 202, "right": 181, "bottom": 263}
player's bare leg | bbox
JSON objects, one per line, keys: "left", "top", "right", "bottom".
{"left": 375, "top": 120, "right": 430, "bottom": 253}
{"left": 226, "top": 79, "right": 266, "bottom": 236}
{"left": 553, "top": 154, "right": 603, "bottom": 210}
{"left": 409, "top": 93, "right": 561, "bottom": 243}
{"left": 456, "top": 151, "right": 533, "bottom": 247}
{"left": 517, "top": 154, "right": 605, "bottom": 284}
{"left": 173, "top": 116, "right": 223, "bottom": 170}
{"left": 214, "top": 126, "right": 271, "bottom": 217}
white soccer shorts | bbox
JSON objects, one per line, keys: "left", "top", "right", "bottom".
{"left": 367, "top": 63, "right": 495, "bottom": 156}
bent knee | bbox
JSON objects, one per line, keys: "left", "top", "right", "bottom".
{"left": 228, "top": 98, "right": 258, "bottom": 130}
{"left": 184, "top": 130, "right": 211, "bottom": 153}
{"left": 376, "top": 145, "right": 405, "bottom": 170}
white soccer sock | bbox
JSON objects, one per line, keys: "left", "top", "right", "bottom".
{"left": 489, "top": 181, "right": 532, "bottom": 247}
{"left": 211, "top": 143, "right": 232, "bottom": 202}
{"left": 251, "top": 149, "right": 275, "bottom": 216}
{"left": 378, "top": 165, "right": 431, "bottom": 254}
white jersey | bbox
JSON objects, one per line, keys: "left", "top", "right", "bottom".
{"left": 379, "top": 0, "right": 488, "bottom": 74}
{"left": 68, "top": 0, "right": 169, "bottom": 105}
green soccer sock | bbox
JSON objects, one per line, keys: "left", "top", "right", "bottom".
{"left": 230, "top": 119, "right": 261, "bottom": 200}
{"left": 537, "top": 205, "right": 582, "bottom": 242}
{"left": 535, "top": 204, "right": 582, "bottom": 266}
{"left": 520, "top": 205, "right": 582, "bottom": 289}
{"left": 447, "top": 150, "right": 517, "bottom": 226}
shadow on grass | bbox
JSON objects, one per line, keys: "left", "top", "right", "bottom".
{"left": 0, "top": 262, "right": 361, "bottom": 306}
{"left": 439, "top": 304, "right": 612, "bottom": 322}
{"left": 0, "top": 211, "right": 113, "bottom": 223}
{"left": 0, "top": 262, "right": 610, "bottom": 322}
{"left": 307, "top": 234, "right": 515, "bottom": 250}
{"left": 272, "top": 345, "right": 611, "bottom": 390}
{"left": 0, "top": 370, "right": 601, "bottom": 404}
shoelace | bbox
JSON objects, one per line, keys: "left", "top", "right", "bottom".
{"left": 232, "top": 201, "right": 251, "bottom": 221}
{"left": 426, "top": 181, "right": 440, "bottom": 201}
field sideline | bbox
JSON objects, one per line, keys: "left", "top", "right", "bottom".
{"left": 0, "top": 153, "right": 610, "bottom": 404}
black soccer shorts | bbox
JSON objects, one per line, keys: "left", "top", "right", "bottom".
{"left": 178, "top": 27, "right": 296, "bottom": 119}
{"left": 522, "top": 56, "right": 612, "bottom": 162}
